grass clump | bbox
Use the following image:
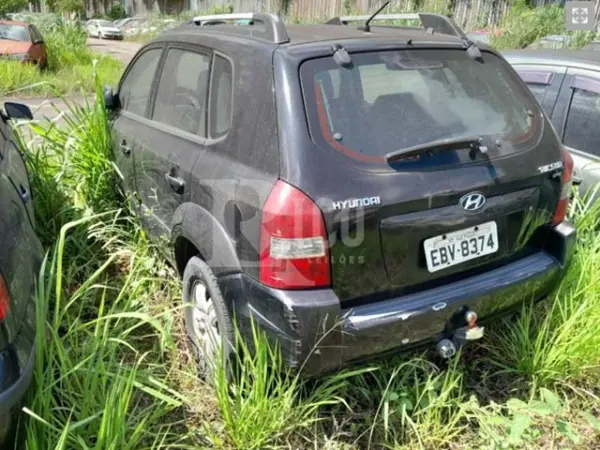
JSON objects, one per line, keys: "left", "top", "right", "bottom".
{"left": 17, "top": 73, "right": 187, "bottom": 448}
{"left": 483, "top": 189, "right": 600, "bottom": 387}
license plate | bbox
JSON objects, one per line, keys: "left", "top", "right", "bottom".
{"left": 424, "top": 221, "right": 498, "bottom": 273}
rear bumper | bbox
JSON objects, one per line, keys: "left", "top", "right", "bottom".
{"left": 219, "top": 221, "right": 576, "bottom": 375}
{"left": 0, "top": 345, "right": 34, "bottom": 416}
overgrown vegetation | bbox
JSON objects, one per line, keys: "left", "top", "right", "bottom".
{"left": 0, "top": 18, "right": 122, "bottom": 97}
{"left": 491, "top": 1, "right": 597, "bottom": 49}
{"left": 11, "top": 63, "right": 600, "bottom": 448}
{"left": 0, "top": 0, "right": 27, "bottom": 18}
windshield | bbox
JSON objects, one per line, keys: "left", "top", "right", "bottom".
{"left": 0, "top": 24, "right": 30, "bottom": 42}
{"left": 97, "top": 20, "right": 114, "bottom": 27}
{"left": 300, "top": 49, "right": 541, "bottom": 166}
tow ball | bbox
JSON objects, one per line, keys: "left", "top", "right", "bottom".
{"left": 436, "top": 310, "right": 485, "bottom": 359}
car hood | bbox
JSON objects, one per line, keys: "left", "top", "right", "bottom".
{"left": 0, "top": 41, "right": 31, "bottom": 54}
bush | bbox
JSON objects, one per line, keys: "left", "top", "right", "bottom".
{"left": 107, "top": 2, "right": 126, "bottom": 20}
{"left": 43, "top": 23, "right": 90, "bottom": 72}
{"left": 491, "top": 3, "right": 581, "bottom": 49}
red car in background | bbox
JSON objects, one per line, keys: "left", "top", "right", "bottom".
{"left": 0, "top": 21, "right": 47, "bottom": 68}
{"left": 466, "top": 27, "right": 504, "bottom": 45}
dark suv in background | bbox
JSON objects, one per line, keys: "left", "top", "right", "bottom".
{"left": 0, "top": 102, "right": 42, "bottom": 444}
{"left": 105, "top": 9, "right": 576, "bottom": 376}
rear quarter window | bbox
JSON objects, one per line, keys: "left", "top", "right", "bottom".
{"left": 300, "top": 49, "right": 542, "bottom": 168}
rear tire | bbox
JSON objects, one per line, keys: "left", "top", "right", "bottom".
{"left": 182, "top": 256, "right": 234, "bottom": 383}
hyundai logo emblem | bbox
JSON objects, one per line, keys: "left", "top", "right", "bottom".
{"left": 460, "top": 192, "right": 486, "bottom": 212}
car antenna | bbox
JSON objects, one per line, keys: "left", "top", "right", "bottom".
{"left": 358, "top": 0, "right": 391, "bottom": 32}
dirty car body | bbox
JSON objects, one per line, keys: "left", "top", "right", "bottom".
{"left": 0, "top": 102, "right": 42, "bottom": 443}
{"left": 107, "top": 13, "right": 576, "bottom": 376}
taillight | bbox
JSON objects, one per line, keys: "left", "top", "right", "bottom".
{"left": 552, "top": 148, "right": 574, "bottom": 226}
{"left": 0, "top": 275, "right": 10, "bottom": 320}
{"left": 259, "top": 180, "right": 331, "bottom": 289}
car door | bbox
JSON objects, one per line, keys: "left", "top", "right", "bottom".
{"left": 30, "top": 25, "right": 46, "bottom": 66}
{"left": 27, "top": 25, "right": 44, "bottom": 66}
{"left": 111, "top": 45, "right": 164, "bottom": 205}
{"left": 135, "top": 44, "right": 212, "bottom": 243}
{"left": 510, "top": 63, "right": 567, "bottom": 119}
{"left": 552, "top": 68, "right": 600, "bottom": 199}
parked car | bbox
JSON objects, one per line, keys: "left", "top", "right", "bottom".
{"left": 582, "top": 40, "right": 600, "bottom": 51}
{"left": 0, "top": 21, "right": 47, "bottom": 68}
{"left": 113, "top": 17, "right": 133, "bottom": 28}
{"left": 86, "top": 19, "right": 123, "bottom": 39}
{"left": 104, "top": 12, "right": 576, "bottom": 377}
{"left": 121, "top": 18, "right": 147, "bottom": 36}
{"left": 125, "top": 18, "right": 177, "bottom": 36}
{"left": 0, "top": 101, "right": 43, "bottom": 445}
{"left": 504, "top": 50, "right": 600, "bottom": 198}
{"left": 466, "top": 27, "right": 503, "bottom": 45}
{"left": 527, "top": 34, "right": 573, "bottom": 50}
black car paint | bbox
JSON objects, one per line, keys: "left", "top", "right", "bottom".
{"left": 109, "top": 25, "right": 575, "bottom": 375}
{"left": 276, "top": 44, "right": 568, "bottom": 303}
{"left": 0, "top": 105, "right": 42, "bottom": 443}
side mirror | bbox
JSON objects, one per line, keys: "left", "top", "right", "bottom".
{"left": 33, "top": 39, "right": 44, "bottom": 45}
{"left": 4, "top": 102, "right": 33, "bottom": 120}
{"left": 103, "top": 86, "right": 118, "bottom": 110}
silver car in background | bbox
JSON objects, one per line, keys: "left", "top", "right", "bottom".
{"left": 86, "top": 19, "right": 123, "bottom": 39}
{"left": 504, "top": 50, "right": 600, "bottom": 198}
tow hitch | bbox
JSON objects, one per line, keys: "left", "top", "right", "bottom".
{"left": 436, "top": 310, "right": 485, "bottom": 359}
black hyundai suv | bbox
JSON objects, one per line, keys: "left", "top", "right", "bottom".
{"left": 105, "top": 9, "right": 576, "bottom": 375}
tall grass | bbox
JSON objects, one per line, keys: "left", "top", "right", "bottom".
{"left": 18, "top": 74, "right": 188, "bottom": 449}
{"left": 484, "top": 189, "right": 600, "bottom": 387}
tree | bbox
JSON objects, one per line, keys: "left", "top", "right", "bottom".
{"left": 0, "top": 0, "right": 28, "bottom": 17}
{"left": 56, "top": 0, "right": 84, "bottom": 13}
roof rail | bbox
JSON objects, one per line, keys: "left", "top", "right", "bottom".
{"left": 325, "top": 13, "right": 467, "bottom": 39}
{"left": 191, "top": 12, "right": 290, "bottom": 44}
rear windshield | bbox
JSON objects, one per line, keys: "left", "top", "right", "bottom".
{"left": 300, "top": 49, "right": 542, "bottom": 166}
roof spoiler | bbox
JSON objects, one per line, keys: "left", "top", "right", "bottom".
{"left": 325, "top": 13, "right": 467, "bottom": 39}
{"left": 191, "top": 12, "right": 290, "bottom": 44}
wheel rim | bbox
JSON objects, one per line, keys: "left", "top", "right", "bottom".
{"left": 187, "top": 280, "right": 221, "bottom": 372}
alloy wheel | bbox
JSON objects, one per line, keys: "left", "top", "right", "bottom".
{"left": 188, "top": 279, "right": 221, "bottom": 375}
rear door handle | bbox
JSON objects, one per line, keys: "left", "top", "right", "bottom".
{"left": 165, "top": 173, "right": 185, "bottom": 192}
{"left": 119, "top": 140, "right": 131, "bottom": 156}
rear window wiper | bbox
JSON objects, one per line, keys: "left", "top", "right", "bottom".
{"left": 385, "top": 136, "right": 487, "bottom": 163}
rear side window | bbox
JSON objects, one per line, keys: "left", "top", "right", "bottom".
{"left": 152, "top": 48, "right": 211, "bottom": 136}
{"left": 119, "top": 48, "right": 162, "bottom": 117}
{"left": 564, "top": 86, "right": 600, "bottom": 157}
{"left": 515, "top": 69, "right": 554, "bottom": 107}
{"left": 300, "top": 49, "right": 541, "bottom": 167}
{"left": 209, "top": 55, "right": 233, "bottom": 139}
